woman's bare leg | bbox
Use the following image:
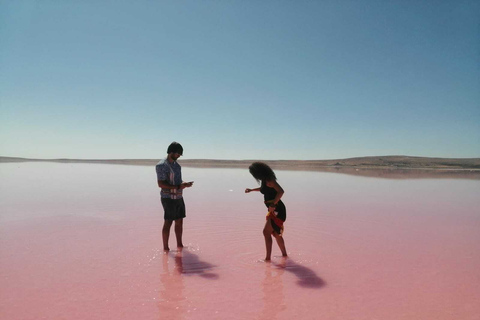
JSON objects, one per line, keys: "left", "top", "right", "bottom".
{"left": 273, "top": 233, "right": 287, "bottom": 257}
{"left": 263, "top": 220, "right": 274, "bottom": 261}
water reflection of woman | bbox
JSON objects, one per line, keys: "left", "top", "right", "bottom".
{"left": 245, "top": 162, "right": 287, "bottom": 261}
{"left": 260, "top": 259, "right": 287, "bottom": 319}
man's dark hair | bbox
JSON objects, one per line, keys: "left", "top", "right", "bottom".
{"left": 167, "top": 142, "right": 183, "bottom": 155}
{"left": 249, "top": 162, "right": 276, "bottom": 183}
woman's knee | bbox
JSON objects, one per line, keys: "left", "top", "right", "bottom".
{"left": 263, "top": 227, "right": 272, "bottom": 237}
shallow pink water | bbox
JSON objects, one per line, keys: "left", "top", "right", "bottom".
{"left": 1, "top": 163, "right": 479, "bottom": 319}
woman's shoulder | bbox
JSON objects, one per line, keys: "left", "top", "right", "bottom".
{"left": 264, "top": 179, "right": 277, "bottom": 187}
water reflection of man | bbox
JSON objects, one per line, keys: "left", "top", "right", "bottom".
{"left": 156, "top": 142, "right": 194, "bottom": 251}
{"left": 159, "top": 251, "right": 185, "bottom": 320}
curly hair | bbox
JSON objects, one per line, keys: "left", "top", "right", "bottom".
{"left": 249, "top": 162, "right": 277, "bottom": 183}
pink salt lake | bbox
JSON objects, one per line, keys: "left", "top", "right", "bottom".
{"left": 0, "top": 163, "right": 479, "bottom": 320}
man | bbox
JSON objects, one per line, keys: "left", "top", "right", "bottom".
{"left": 156, "top": 142, "right": 194, "bottom": 251}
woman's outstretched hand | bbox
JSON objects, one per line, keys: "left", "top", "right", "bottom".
{"left": 245, "top": 188, "right": 252, "bottom": 193}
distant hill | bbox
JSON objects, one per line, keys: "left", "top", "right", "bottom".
{"left": 2, "top": 156, "right": 479, "bottom": 179}
{"left": 179, "top": 156, "right": 480, "bottom": 170}
{"left": 1, "top": 155, "right": 479, "bottom": 169}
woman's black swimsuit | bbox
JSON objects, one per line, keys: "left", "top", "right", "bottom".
{"left": 260, "top": 181, "right": 286, "bottom": 234}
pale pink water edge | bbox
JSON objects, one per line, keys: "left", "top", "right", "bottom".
{"left": 1, "top": 163, "right": 479, "bottom": 320}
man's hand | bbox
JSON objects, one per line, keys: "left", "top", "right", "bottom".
{"left": 180, "top": 181, "right": 194, "bottom": 189}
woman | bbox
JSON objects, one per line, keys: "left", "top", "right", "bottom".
{"left": 245, "top": 162, "right": 287, "bottom": 261}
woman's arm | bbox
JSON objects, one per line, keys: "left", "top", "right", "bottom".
{"left": 245, "top": 187, "right": 261, "bottom": 193}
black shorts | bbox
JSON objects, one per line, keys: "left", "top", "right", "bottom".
{"left": 161, "top": 198, "right": 186, "bottom": 221}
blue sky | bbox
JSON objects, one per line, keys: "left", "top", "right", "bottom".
{"left": 1, "top": 0, "right": 479, "bottom": 160}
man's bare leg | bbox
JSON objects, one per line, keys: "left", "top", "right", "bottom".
{"left": 263, "top": 220, "right": 274, "bottom": 261}
{"left": 174, "top": 218, "right": 184, "bottom": 248}
{"left": 162, "top": 220, "right": 173, "bottom": 251}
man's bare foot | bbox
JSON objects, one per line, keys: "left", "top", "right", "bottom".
{"left": 177, "top": 244, "right": 184, "bottom": 248}
{"left": 265, "top": 257, "right": 271, "bottom": 262}
{"left": 164, "top": 247, "right": 170, "bottom": 252}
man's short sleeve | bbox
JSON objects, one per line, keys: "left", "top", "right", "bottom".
{"left": 156, "top": 163, "right": 168, "bottom": 181}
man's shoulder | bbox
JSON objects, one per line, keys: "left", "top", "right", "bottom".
{"left": 156, "top": 158, "right": 180, "bottom": 170}
{"left": 156, "top": 158, "right": 168, "bottom": 169}
{"left": 157, "top": 158, "right": 169, "bottom": 165}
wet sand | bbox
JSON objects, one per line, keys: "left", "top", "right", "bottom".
{"left": 1, "top": 163, "right": 479, "bottom": 319}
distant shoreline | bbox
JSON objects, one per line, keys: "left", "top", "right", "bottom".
{"left": 177, "top": 158, "right": 480, "bottom": 180}
{"left": 2, "top": 156, "right": 480, "bottom": 180}
{"left": 1, "top": 155, "right": 479, "bottom": 169}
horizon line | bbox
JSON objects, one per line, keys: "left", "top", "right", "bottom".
{"left": 2, "top": 155, "right": 480, "bottom": 161}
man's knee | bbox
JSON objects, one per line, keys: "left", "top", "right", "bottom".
{"left": 174, "top": 219, "right": 183, "bottom": 229}
{"left": 163, "top": 221, "right": 173, "bottom": 231}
